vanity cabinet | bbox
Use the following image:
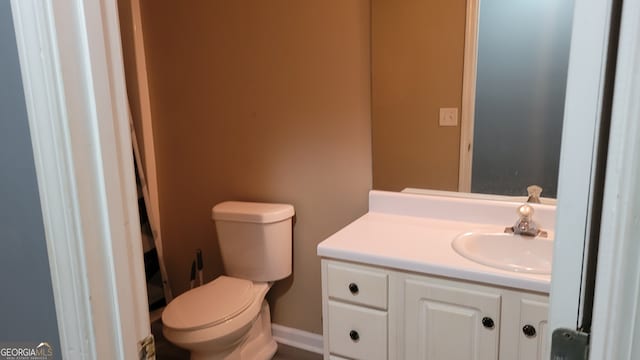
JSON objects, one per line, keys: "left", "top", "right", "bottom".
{"left": 321, "top": 259, "right": 549, "bottom": 360}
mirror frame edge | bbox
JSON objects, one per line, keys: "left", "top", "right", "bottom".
{"left": 458, "top": 0, "right": 480, "bottom": 192}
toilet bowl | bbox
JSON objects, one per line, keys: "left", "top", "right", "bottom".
{"left": 162, "top": 201, "right": 294, "bottom": 359}
{"left": 162, "top": 276, "right": 275, "bottom": 360}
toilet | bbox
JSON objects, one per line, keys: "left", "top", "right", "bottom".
{"left": 162, "top": 201, "right": 295, "bottom": 360}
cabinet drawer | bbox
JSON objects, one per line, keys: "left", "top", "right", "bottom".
{"left": 328, "top": 300, "right": 387, "bottom": 360}
{"left": 327, "top": 262, "right": 388, "bottom": 309}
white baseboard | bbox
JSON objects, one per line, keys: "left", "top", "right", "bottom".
{"left": 271, "top": 323, "right": 323, "bottom": 355}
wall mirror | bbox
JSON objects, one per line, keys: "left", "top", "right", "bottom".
{"left": 371, "top": 0, "right": 574, "bottom": 198}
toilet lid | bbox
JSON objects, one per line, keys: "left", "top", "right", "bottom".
{"left": 162, "top": 276, "right": 256, "bottom": 331}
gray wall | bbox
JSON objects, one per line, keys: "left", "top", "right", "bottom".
{"left": 472, "top": 0, "right": 573, "bottom": 197}
{"left": 0, "top": 1, "right": 62, "bottom": 357}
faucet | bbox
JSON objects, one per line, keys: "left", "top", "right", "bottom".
{"left": 505, "top": 204, "right": 548, "bottom": 237}
{"left": 526, "top": 185, "right": 543, "bottom": 204}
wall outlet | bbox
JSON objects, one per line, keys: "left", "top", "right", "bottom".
{"left": 439, "top": 108, "right": 458, "bottom": 126}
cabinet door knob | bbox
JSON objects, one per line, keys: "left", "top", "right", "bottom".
{"left": 348, "top": 282, "right": 359, "bottom": 294}
{"left": 523, "top": 324, "right": 537, "bottom": 337}
{"left": 349, "top": 330, "right": 360, "bottom": 341}
{"left": 482, "top": 317, "right": 495, "bottom": 329}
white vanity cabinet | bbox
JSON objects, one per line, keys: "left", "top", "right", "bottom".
{"left": 321, "top": 259, "right": 549, "bottom": 360}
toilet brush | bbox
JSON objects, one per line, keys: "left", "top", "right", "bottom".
{"left": 189, "top": 260, "right": 196, "bottom": 289}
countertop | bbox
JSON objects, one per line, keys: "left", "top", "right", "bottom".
{"left": 317, "top": 191, "right": 553, "bottom": 294}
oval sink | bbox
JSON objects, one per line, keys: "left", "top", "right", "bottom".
{"left": 452, "top": 232, "right": 553, "bottom": 274}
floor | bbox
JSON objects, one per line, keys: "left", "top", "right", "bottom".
{"left": 151, "top": 320, "right": 322, "bottom": 360}
{"left": 272, "top": 343, "right": 323, "bottom": 360}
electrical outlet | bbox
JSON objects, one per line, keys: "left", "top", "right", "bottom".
{"left": 439, "top": 108, "right": 458, "bottom": 126}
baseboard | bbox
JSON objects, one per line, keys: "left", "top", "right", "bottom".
{"left": 271, "top": 323, "right": 323, "bottom": 355}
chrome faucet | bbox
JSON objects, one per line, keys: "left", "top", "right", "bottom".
{"left": 505, "top": 204, "right": 548, "bottom": 237}
{"left": 526, "top": 185, "right": 543, "bottom": 203}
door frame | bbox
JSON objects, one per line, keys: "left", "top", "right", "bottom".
{"left": 588, "top": 0, "right": 640, "bottom": 356}
{"left": 546, "top": 0, "right": 640, "bottom": 357}
{"left": 548, "top": 0, "right": 619, "bottom": 335}
{"left": 11, "top": 0, "right": 150, "bottom": 358}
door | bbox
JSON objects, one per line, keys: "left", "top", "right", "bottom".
{"left": 403, "top": 277, "right": 500, "bottom": 360}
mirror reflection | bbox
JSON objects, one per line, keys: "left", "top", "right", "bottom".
{"left": 371, "top": 0, "right": 574, "bottom": 198}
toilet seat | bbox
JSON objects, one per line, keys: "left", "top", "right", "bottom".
{"left": 163, "top": 276, "right": 256, "bottom": 331}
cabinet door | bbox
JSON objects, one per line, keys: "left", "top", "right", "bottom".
{"left": 518, "top": 298, "right": 549, "bottom": 360}
{"left": 404, "top": 278, "right": 501, "bottom": 360}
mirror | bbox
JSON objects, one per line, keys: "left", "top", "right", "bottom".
{"left": 371, "top": 0, "right": 574, "bottom": 198}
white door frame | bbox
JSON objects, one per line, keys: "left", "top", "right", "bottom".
{"left": 11, "top": 0, "right": 150, "bottom": 358}
{"left": 589, "top": 0, "right": 640, "bottom": 356}
{"left": 550, "top": 0, "right": 640, "bottom": 358}
{"left": 548, "top": 0, "right": 618, "bottom": 337}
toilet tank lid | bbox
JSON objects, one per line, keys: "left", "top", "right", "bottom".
{"left": 212, "top": 201, "right": 294, "bottom": 224}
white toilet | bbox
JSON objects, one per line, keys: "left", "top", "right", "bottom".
{"left": 162, "top": 201, "right": 295, "bottom": 360}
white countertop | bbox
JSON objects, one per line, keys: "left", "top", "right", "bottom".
{"left": 317, "top": 191, "right": 553, "bottom": 293}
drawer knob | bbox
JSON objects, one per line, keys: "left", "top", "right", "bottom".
{"left": 523, "top": 324, "right": 537, "bottom": 338}
{"left": 482, "top": 317, "right": 495, "bottom": 329}
{"left": 349, "top": 330, "right": 360, "bottom": 342}
{"left": 348, "top": 282, "right": 359, "bottom": 294}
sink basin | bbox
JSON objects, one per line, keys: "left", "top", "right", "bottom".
{"left": 452, "top": 231, "right": 553, "bottom": 274}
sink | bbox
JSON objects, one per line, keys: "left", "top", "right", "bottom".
{"left": 452, "top": 231, "right": 553, "bottom": 274}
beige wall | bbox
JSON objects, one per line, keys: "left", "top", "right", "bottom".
{"left": 126, "top": 0, "right": 371, "bottom": 334}
{"left": 371, "top": 0, "right": 466, "bottom": 192}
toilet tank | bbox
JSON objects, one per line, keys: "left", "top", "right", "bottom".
{"left": 211, "top": 201, "right": 294, "bottom": 282}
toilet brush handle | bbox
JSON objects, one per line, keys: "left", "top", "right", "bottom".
{"left": 190, "top": 260, "right": 196, "bottom": 289}
{"left": 196, "top": 249, "right": 204, "bottom": 286}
